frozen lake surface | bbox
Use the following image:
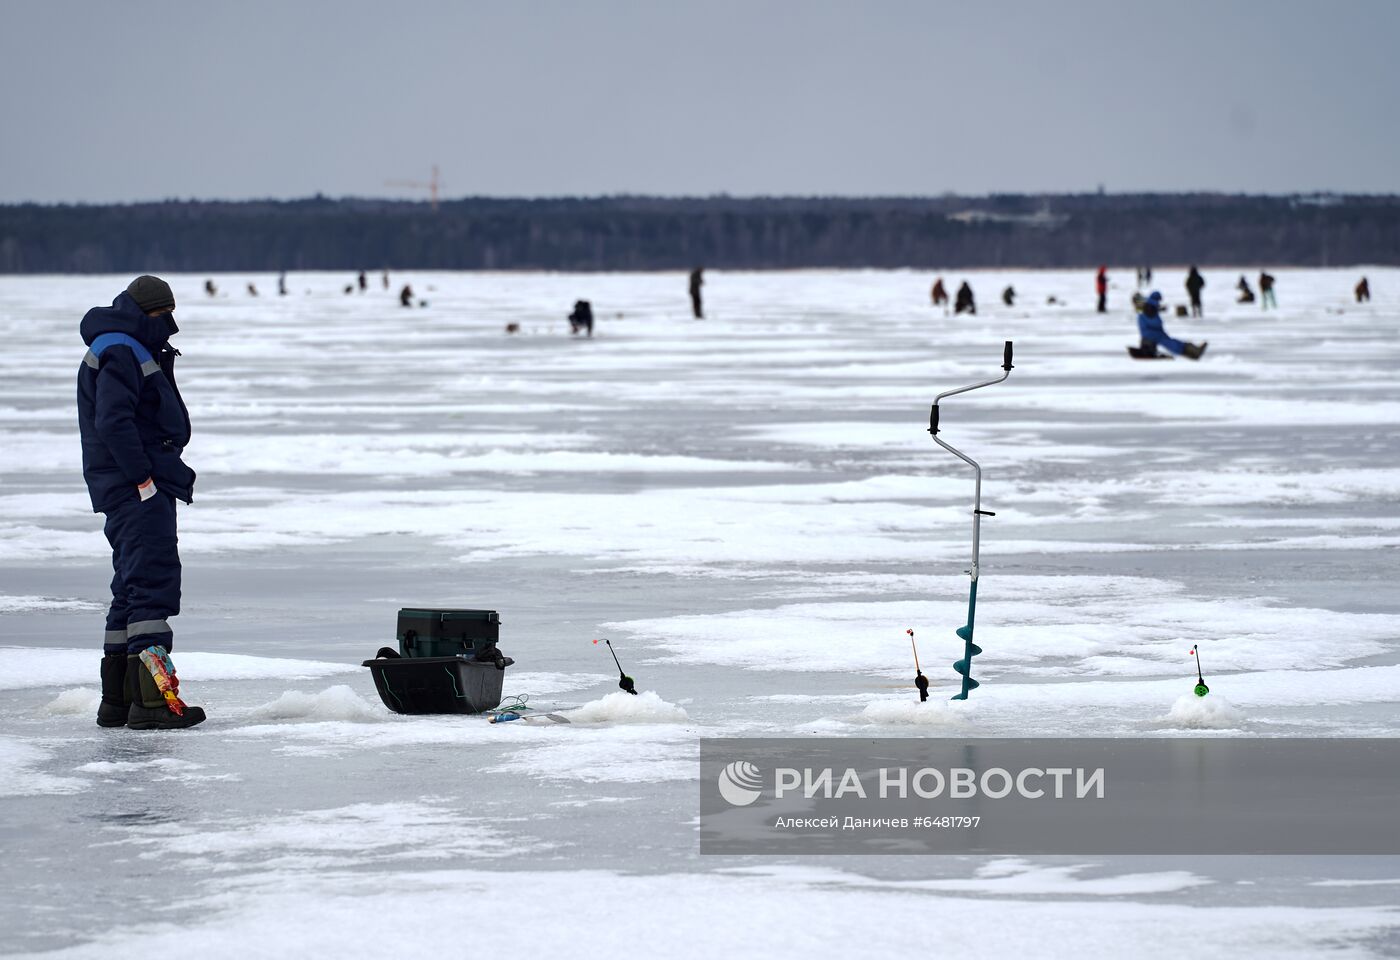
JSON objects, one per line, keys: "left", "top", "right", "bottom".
{"left": 2, "top": 268, "right": 1398, "bottom": 957}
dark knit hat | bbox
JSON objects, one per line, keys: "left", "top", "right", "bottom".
{"left": 126, "top": 275, "right": 175, "bottom": 314}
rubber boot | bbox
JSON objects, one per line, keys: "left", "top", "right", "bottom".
{"left": 97, "top": 653, "right": 128, "bottom": 728}
{"left": 125, "top": 648, "right": 206, "bottom": 730}
{"left": 1183, "top": 341, "right": 1208, "bottom": 360}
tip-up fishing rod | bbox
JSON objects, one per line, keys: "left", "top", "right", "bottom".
{"left": 929, "top": 341, "right": 1014, "bottom": 700}
{"left": 907, "top": 629, "right": 930, "bottom": 701}
{"left": 594, "top": 638, "right": 638, "bottom": 695}
{"left": 1190, "top": 644, "right": 1209, "bottom": 697}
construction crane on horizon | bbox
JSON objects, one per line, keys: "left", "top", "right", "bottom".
{"left": 384, "top": 164, "right": 442, "bottom": 212}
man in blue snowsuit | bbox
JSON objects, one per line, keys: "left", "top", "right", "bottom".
{"left": 1136, "top": 291, "right": 1207, "bottom": 360}
{"left": 78, "top": 276, "right": 206, "bottom": 729}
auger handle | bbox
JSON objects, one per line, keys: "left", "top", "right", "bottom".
{"left": 933, "top": 342, "right": 1015, "bottom": 408}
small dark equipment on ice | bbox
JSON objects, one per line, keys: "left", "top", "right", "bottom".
{"left": 1127, "top": 345, "right": 1174, "bottom": 360}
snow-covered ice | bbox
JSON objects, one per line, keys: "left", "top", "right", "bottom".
{"left": 247, "top": 685, "right": 383, "bottom": 723}
{"left": 2, "top": 268, "right": 1399, "bottom": 955}
{"left": 1163, "top": 692, "right": 1246, "bottom": 730}
{"left": 856, "top": 696, "right": 973, "bottom": 729}
{"left": 566, "top": 689, "right": 691, "bottom": 724}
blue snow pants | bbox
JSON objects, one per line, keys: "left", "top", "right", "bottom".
{"left": 1137, "top": 313, "right": 1189, "bottom": 356}
{"left": 101, "top": 493, "right": 181, "bottom": 655}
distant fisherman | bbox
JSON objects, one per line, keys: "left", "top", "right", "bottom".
{"left": 1236, "top": 275, "right": 1255, "bottom": 303}
{"left": 77, "top": 276, "right": 206, "bottom": 730}
{"left": 1185, "top": 266, "right": 1205, "bottom": 317}
{"left": 1259, "top": 271, "right": 1276, "bottom": 309}
{"left": 931, "top": 277, "right": 948, "bottom": 308}
{"left": 689, "top": 268, "right": 704, "bottom": 319}
{"left": 1137, "top": 290, "right": 1206, "bottom": 360}
{"left": 400, "top": 284, "right": 413, "bottom": 308}
{"left": 954, "top": 281, "right": 976, "bottom": 315}
{"left": 1095, "top": 265, "right": 1108, "bottom": 313}
{"left": 1355, "top": 277, "right": 1370, "bottom": 303}
{"left": 1002, "top": 285, "right": 1015, "bottom": 307}
{"left": 569, "top": 299, "right": 594, "bottom": 337}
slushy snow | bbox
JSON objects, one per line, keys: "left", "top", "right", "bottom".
{"left": 1164, "top": 692, "right": 1246, "bottom": 729}
{"left": 248, "top": 685, "right": 383, "bottom": 723}
{"left": 44, "top": 687, "right": 101, "bottom": 716}
{"left": 567, "top": 689, "right": 690, "bottom": 724}
{"left": 857, "top": 697, "right": 972, "bottom": 728}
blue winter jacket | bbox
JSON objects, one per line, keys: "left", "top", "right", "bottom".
{"left": 1136, "top": 307, "right": 1186, "bottom": 355}
{"left": 1137, "top": 309, "right": 1165, "bottom": 343}
{"left": 77, "top": 292, "right": 195, "bottom": 513}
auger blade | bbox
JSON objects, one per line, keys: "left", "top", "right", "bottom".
{"left": 953, "top": 657, "right": 979, "bottom": 676}
{"left": 950, "top": 676, "right": 980, "bottom": 701}
{"left": 953, "top": 632, "right": 982, "bottom": 701}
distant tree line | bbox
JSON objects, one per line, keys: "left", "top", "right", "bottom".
{"left": 1, "top": 193, "right": 1397, "bottom": 273}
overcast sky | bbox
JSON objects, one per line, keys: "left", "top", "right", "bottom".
{"left": 2, "top": 0, "right": 1397, "bottom": 203}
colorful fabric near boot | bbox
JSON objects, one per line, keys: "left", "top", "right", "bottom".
{"left": 137, "top": 646, "right": 187, "bottom": 716}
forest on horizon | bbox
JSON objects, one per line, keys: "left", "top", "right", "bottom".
{"left": 2, "top": 193, "right": 1396, "bottom": 273}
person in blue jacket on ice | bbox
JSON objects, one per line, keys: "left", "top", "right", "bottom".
{"left": 1137, "top": 291, "right": 1207, "bottom": 359}
{"left": 77, "top": 276, "right": 206, "bottom": 730}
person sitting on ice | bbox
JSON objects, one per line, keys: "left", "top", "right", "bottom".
{"left": 954, "top": 281, "right": 976, "bottom": 315}
{"left": 1355, "top": 276, "right": 1371, "bottom": 303}
{"left": 1236, "top": 275, "right": 1255, "bottom": 303}
{"left": 1002, "top": 285, "right": 1015, "bottom": 307}
{"left": 1137, "top": 291, "right": 1207, "bottom": 359}
{"left": 568, "top": 299, "right": 594, "bottom": 337}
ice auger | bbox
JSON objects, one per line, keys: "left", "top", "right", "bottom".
{"left": 928, "top": 341, "right": 1014, "bottom": 700}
